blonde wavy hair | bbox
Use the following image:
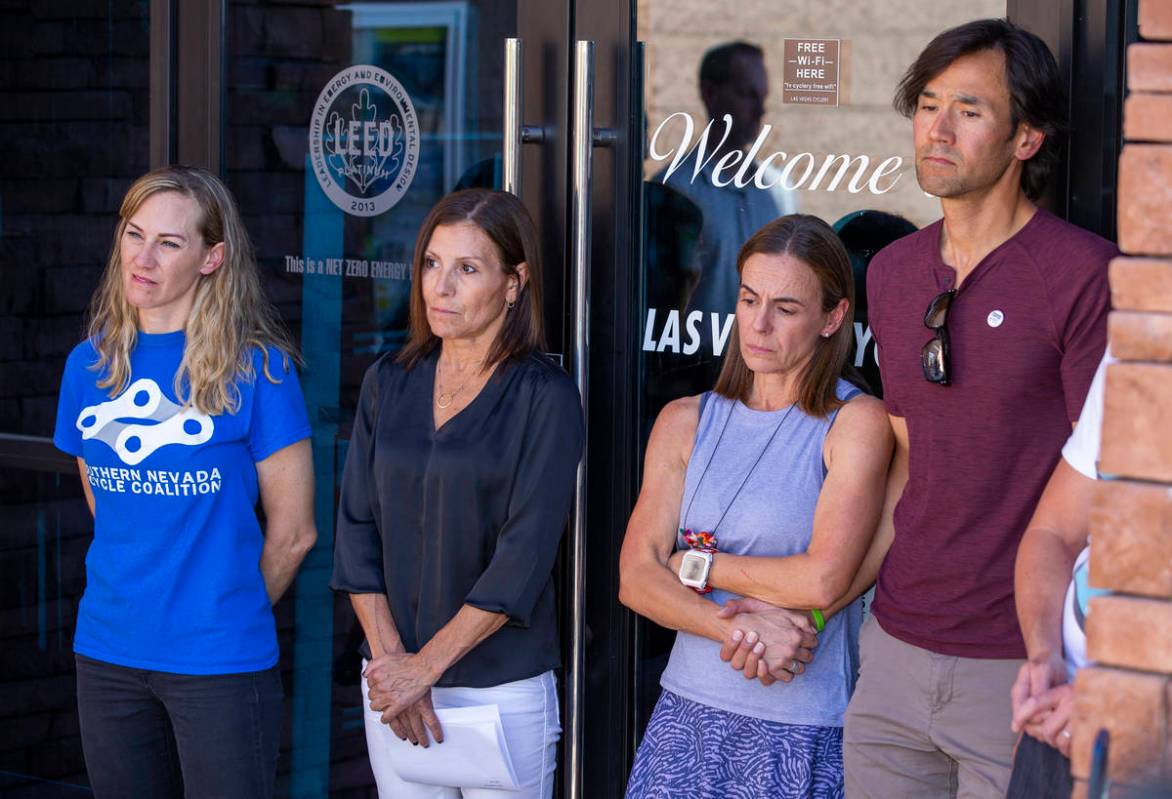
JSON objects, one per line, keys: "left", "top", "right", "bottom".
{"left": 87, "top": 165, "right": 299, "bottom": 415}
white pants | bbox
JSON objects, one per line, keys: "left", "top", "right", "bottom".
{"left": 361, "top": 666, "right": 560, "bottom": 799}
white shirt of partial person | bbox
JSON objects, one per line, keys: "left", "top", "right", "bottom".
{"left": 1058, "top": 350, "right": 1116, "bottom": 680}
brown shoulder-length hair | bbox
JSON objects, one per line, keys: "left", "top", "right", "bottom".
{"left": 397, "top": 189, "right": 546, "bottom": 370}
{"left": 713, "top": 214, "right": 855, "bottom": 418}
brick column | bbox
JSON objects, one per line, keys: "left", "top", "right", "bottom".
{"left": 1070, "top": 1, "right": 1172, "bottom": 796}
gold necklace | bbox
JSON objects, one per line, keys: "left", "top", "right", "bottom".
{"left": 435, "top": 360, "right": 479, "bottom": 409}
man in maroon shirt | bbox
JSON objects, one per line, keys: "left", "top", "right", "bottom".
{"left": 842, "top": 19, "right": 1116, "bottom": 797}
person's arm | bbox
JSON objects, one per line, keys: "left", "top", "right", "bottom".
{"left": 245, "top": 351, "right": 315, "bottom": 604}
{"left": 330, "top": 362, "right": 395, "bottom": 684}
{"left": 351, "top": 591, "right": 446, "bottom": 747}
{"left": 256, "top": 439, "right": 316, "bottom": 604}
{"left": 351, "top": 593, "right": 404, "bottom": 658}
{"left": 56, "top": 351, "right": 92, "bottom": 517}
{"left": 620, "top": 397, "right": 750, "bottom": 641}
{"left": 1011, "top": 348, "right": 1109, "bottom": 746}
{"left": 1010, "top": 459, "right": 1094, "bottom": 736}
{"left": 369, "top": 373, "right": 584, "bottom": 720}
{"left": 1015, "top": 460, "right": 1093, "bottom": 670}
{"left": 76, "top": 457, "right": 95, "bottom": 517}
{"left": 823, "top": 413, "right": 907, "bottom": 616}
{"left": 821, "top": 249, "right": 907, "bottom": 616}
{"left": 365, "top": 604, "right": 508, "bottom": 724}
{"left": 669, "top": 396, "right": 893, "bottom": 611}
{"left": 716, "top": 408, "right": 900, "bottom": 675}
{"left": 330, "top": 360, "right": 444, "bottom": 746}
{"left": 458, "top": 374, "right": 583, "bottom": 627}
{"left": 619, "top": 397, "right": 817, "bottom": 682}
{"left": 332, "top": 360, "right": 389, "bottom": 601}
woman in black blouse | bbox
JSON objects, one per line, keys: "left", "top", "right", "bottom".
{"left": 332, "top": 189, "right": 583, "bottom": 799}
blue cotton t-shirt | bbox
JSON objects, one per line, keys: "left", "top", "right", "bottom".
{"left": 53, "top": 331, "right": 311, "bottom": 674}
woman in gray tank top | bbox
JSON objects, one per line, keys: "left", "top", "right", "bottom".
{"left": 620, "top": 215, "right": 893, "bottom": 798}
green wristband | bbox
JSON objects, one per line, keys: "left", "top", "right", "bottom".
{"left": 810, "top": 609, "right": 825, "bottom": 632}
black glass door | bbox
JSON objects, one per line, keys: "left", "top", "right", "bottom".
{"left": 0, "top": 4, "right": 151, "bottom": 794}
{"left": 219, "top": 3, "right": 573, "bottom": 795}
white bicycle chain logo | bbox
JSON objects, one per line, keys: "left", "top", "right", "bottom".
{"left": 75, "top": 379, "right": 214, "bottom": 466}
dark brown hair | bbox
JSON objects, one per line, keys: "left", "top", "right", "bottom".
{"left": 397, "top": 189, "right": 545, "bottom": 370}
{"left": 893, "top": 18, "right": 1066, "bottom": 201}
{"left": 699, "top": 41, "right": 764, "bottom": 87}
{"left": 713, "top": 214, "right": 855, "bottom": 418}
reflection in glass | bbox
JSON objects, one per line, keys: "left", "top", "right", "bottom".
{"left": 635, "top": 0, "right": 1007, "bottom": 744}
{"left": 225, "top": 2, "right": 515, "bottom": 794}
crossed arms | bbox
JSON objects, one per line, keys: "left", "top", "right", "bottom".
{"left": 619, "top": 394, "right": 900, "bottom": 684}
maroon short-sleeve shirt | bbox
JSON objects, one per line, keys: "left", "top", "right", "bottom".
{"left": 868, "top": 209, "right": 1115, "bottom": 658}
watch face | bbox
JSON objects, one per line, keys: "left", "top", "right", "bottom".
{"left": 681, "top": 554, "right": 707, "bottom": 582}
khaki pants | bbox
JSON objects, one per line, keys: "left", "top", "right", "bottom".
{"left": 844, "top": 615, "right": 1023, "bottom": 799}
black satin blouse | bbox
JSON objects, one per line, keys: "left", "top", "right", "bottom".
{"left": 330, "top": 350, "right": 583, "bottom": 688}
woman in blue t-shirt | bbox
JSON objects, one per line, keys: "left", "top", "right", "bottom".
{"left": 53, "top": 166, "right": 315, "bottom": 799}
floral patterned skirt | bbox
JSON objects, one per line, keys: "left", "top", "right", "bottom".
{"left": 625, "top": 690, "right": 844, "bottom": 799}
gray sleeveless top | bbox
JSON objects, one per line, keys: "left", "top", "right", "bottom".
{"left": 659, "top": 379, "right": 864, "bottom": 727}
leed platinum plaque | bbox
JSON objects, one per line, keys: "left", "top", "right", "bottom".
{"left": 308, "top": 64, "right": 420, "bottom": 217}
{"left": 782, "top": 38, "right": 841, "bottom": 106}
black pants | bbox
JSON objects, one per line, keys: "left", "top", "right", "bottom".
{"left": 1006, "top": 732, "right": 1073, "bottom": 799}
{"left": 75, "top": 654, "right": 283, "bottom": 799}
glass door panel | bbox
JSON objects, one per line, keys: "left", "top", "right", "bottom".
{"left": 222, "top": 3, "right": 570, "bottom": 794}
{"left": 632, "top": 0, "right": 1007, "bottom": 737}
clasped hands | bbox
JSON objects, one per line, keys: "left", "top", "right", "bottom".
{"left": 1010, "top": 656, "right": 1074, "bottom": 757}
{"left": 716, "top": 596, "right": 819, "bottom": 686}
{"left": 365, "top": 652, "right": 445, "bottom": 748}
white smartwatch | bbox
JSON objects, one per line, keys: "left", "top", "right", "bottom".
{"left": 678, "top": 549, "right": 713, "bottom": 591}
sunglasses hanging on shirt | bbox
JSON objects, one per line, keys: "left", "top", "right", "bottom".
{"left": 921, "top": 289, "right": 956, "bottom": 385}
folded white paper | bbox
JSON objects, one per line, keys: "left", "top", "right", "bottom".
{"left": 381, "top": 703, "right": 520, "bottom": 790}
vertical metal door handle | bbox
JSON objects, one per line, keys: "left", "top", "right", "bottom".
{"left": 503, "top": 38, "right": 523, "bottom": 194}
{"left": 502, "top": 38, "right": 545, "bottom": 195}
{"left": 566, "top": 37, "right": 615, "bottom": 799}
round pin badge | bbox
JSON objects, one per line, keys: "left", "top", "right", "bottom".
{"left": 987, "top": 310, "right": 1005, "bottom": 328}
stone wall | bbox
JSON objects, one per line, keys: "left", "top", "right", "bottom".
{"left": 637, "top": 0, "right": 1005, "bottom": 228}
{"left": 1072, "top": 1, "right": 1172, "bottom": 795}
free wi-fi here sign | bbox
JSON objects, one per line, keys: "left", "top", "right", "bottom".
{"left": 783, "top": 38, "right": 842, "bottom": 106}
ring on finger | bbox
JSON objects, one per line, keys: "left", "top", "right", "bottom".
{"left": 787, "top": 659, "right": 802, "bottom": 674}
{"left": 1062, "top": 729, "right": 1072, "bottom": 740}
